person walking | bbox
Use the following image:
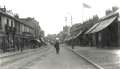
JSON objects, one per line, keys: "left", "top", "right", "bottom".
{"left": 54, "top": 41, "right": 60, "bottom": 54}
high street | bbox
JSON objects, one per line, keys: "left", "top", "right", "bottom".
{"left": 0, "top": 44, "right": 98, "bottom": 69}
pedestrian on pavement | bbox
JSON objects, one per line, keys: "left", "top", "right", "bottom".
{"left": 54, "top": 41, "right": 60, "bottom": 54}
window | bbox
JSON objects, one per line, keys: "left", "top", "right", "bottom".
{"left": 25, "top": 26, "right": 27, "bottom": 32}
{"left": 22, "top": 25, "right": 24, "bottom": 32}
{"left": 11, "top": 20, "right": 13, "bottom": 27}
{"left": 7, "top": 19, "right": 9, "bottom": 25}
{"left": 20, "top": 24, "right": 22, "bottom": 33}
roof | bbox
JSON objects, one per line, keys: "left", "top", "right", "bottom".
{"left": 85, "top": 16, "right": 117, "bottom": 34}
{"left": 20, "top": 18, "right": 35, "bottom": 29}
{"left": 65, "top": 13, "right": 119, "bottom": 41}
{"left": 71, "top": 31, "right": 82, "bottom": 39}
{"left": 0, "top": 10, "right": 32, "bottom": 28}
{"left": 64, "top": 29, "right": 83, "bottom": 41}
{"left": 64, "top": 23, "right": 83, "bottom": 41}
{"left": 0, "top": 10, "right": 20, "bottom": 22}
{"left": 70, "top": 23, "right": 82, "bottom": 32}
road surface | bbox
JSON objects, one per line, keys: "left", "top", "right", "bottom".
{"left": 1, "top": 45, "right": 98, "bottom": 69}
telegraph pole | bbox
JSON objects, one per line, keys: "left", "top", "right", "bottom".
{"left": 70, "top": 15, "right": 74, "bottom": 49}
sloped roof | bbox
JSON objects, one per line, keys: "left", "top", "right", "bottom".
{"left": 0, "top": 10, "right": 32, "bottom": 27}
{"left": 71, "top": 31, "right": 82, "bottom": 39}
{"left": 20, "top": 18, "right": 36, "bottom": 29}
{"left": 0, "top": 10, "right": 20, "bottom": 22}
{"left": 85, "top": 23, "right": 99, "bottom": 34}
{"left": 64, "top": 23, "right": 83, "bottom": 41}
{"left": 85, "top": 16, "right": 117, "bottom": 34}
{"left": 70, "top": 23, "right": 82, "bottom": 32}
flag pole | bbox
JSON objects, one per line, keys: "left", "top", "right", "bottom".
{"left": 82, "top": 4, "right": 84, "bottom": 23}
{"left": 65, "top": 17, "right": 67, "bottom": 26}
{"left": 82, "top": 3, "right": 91, "bottom": 23}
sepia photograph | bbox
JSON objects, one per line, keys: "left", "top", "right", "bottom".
{"left": 0, "top": 0, "right": 120, "bottom": 69}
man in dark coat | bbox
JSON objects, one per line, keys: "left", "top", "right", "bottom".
{"left": 54, "top": 41, "right": 60, "bottom": 54}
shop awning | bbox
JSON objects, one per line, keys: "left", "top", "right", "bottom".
{"left": 85, "top": 23, "right": 99, "bottom": 34}
{"left": 64, "top": 31, "right": 82, "bottom": 41}
{"left": 71, "top": 31, "right": 82, "bottom": 39}
{"left": 85, "top": 16, "right": 117, "bottom": 34}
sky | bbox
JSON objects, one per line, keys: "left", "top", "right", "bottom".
{"left": 0, "top": 0, "right": 120, "bottom": 35}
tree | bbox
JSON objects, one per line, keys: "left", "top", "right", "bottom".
{"left": 105, "top": 6, "right": 119, "bottom": 15}
{"left": 106, "top": 9, "right": 113, "bottom": 15}
{"left": 112, "top": 6, "right": 119, "bottom": 12}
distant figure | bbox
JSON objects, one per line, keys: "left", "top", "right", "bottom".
{"left": 54, "top": 41, "right": 60, "bottom": 54}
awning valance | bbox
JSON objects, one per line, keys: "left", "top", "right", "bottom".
{"left": 85, "top": 16, "right": 117, "bottom": 34}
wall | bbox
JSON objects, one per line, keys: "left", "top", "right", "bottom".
{"left": 118, "top": 21, "right": 120, "bottom": 47}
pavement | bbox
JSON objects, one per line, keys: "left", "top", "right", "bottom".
{"left": 0, "top": 45, "right": 51, "bottom": 67}
{"left": 0, "top": 46, "right": 48, "bottom": 58}
{"left": 0, "top": 48, "right": 41, "bottom": 58}
{"left": 70, "top": 45, "right": 120, "bottom": 69}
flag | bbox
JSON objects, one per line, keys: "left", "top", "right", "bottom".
{"left": 83, "top": 3, "right": 91, "bottom": 8}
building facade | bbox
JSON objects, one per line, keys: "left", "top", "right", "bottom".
{"left": 20, "top": 18, "right": 41, "bottom": 39}
{"left": 84, "top": 13, "right": 119, "bottom": 48}
{"left": 0, "top": 7, "right": 41, "bottom": 52}
{"left": 65, "top": 12, "right": 120, "bottom": 48}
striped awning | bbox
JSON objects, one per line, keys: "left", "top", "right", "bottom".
{"left": 85, "top": 16, "right": 117, "bottom": 34}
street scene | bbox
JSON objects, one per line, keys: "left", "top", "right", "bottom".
{"left": 1, "top": 0, "right": 120, "bottom": 69}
